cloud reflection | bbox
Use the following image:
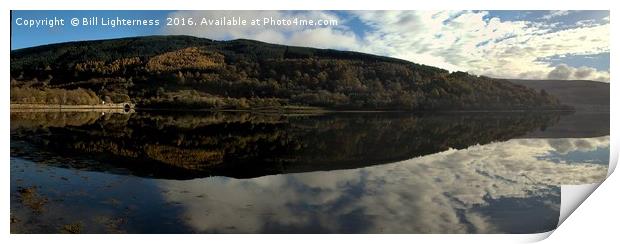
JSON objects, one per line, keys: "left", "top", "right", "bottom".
{"left": 159, "top": 136, "right": 608, "bottom": 233}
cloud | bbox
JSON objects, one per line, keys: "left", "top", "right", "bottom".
{"left": 352, "top": 11, "right": 610, "bottom": 82}
{"left": 159, "top": 136, "right": 609, "bottom": 233}
{"left": 548, "top": 64, "right": 610, "bottom": 81}
{"left": 575, "top": 19, "right": 598, "bottom": 27}
{"left": 164, "top": 10, "right": 353, "bottom": 48}
{"left": 540, "top": 10, "right": 572, "bottom": 20}
{"left": 163, "top": 10, "right": 610, "bottom": 82}
{"left": 548, "top": 64, "right": 573, "bottom": 80}
{"left": 288, "top": 27, "right": 361, "bottom": 50}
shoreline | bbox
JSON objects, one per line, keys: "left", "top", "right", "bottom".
{"left": 11, "top": 103, "right": 132, "bottom": 109}
{"left": 10, "top": 104, "right": 578, "bottom": 115}
{"left": 10, "top": 103, "right": 134, "bottom": 113}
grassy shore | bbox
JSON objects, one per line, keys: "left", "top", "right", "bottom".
{"left": 10, "top": 103, "right": 133, "bottom": 113}
{"left": 11, "top": 103, "right": 131, "bottom": 108}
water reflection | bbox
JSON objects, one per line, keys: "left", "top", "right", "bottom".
{"left": 10, "top": 111, "right": 609, "bottom": 233}
{"left": 11, "top": 111, "right": 567, "bottom": 179}
{"left": 156, "top": 136, "right": 607, "bottom": 233}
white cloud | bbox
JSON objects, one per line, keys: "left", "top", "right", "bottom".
{"left": 575, "top": 19, "right": 598, "bottom": 27}
{"left": 164, "top": 10, "right": 352, "bottom": 48}
{"left": 540, "top": 10, "right": 572, "bottom": 20}
{"left": 163, "top": 10, "right": 610, "bottom": 82}
{"left": 547, "top": 64, "right": 610, "bottom": 81}
{"left": 288, "top": 27, "right": 361, "bottom": 50}
{"left": 352, "top": 11, "right": 610, "bottom": 82}
{"left": 602, "top": 16, "right": 610, "bottom": 22}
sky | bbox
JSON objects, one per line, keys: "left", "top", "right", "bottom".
{"left": 11, "top": 10, "right": 610, "bottom": 82}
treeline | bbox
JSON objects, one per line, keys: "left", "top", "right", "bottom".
{"left": 11, "top": 86, "right": 101, "bottom": 105}
{"left": 140, "top": 89, "right": 284, "bottom": 109}
{"left": 10, "top": 35, "right": 570, "bottom": 111}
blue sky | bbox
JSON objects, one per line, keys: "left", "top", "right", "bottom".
{"left": 11, "top": 10, "right": 610, "bottom": 81}
{"left": 11, "top": 10, "right": 169, "bottom": 49}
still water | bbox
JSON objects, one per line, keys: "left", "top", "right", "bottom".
{"left": 10, "top": 111, "right": 609, "bottom": 233}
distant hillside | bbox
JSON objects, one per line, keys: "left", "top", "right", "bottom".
{"left": 508, "top": 79, "right": 609, "bottom": 138}
{"left": 11, "top": 35, "right": 568, "bottom": 111}
{"left": 508, "top": 79, "right": 609, "bottom": 112}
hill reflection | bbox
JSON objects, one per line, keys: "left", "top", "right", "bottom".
{"left": 11, "top": 111, "right": 568, "bottom": 179}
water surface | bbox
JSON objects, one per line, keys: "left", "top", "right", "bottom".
{"left": 10, "top": 111, "right": 609, "bottom": 233}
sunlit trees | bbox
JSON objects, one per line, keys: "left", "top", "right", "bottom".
{"left": 11, "top": 87, "right": 101, "bottom": 105}
{"left": 10, "top": 36, "right": 568, "bottom": 111}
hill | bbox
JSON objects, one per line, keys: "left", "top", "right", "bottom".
{"left": 508, "top": 79, "right": 609, "bottom": 138}
{"left": 11, "top": 35, "right": 569, "bottom": 111}
{"left": 508, "top": 79, "right": 609, "bottom": 112}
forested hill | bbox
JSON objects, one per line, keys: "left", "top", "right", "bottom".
{"left": 10, "top": 35, "right": 569, "bottom": 111}
{"left": 508, "top": 79, "right": 609, "bottom": 112}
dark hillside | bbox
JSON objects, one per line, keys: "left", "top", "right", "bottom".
{"left": 11, "top": 35, "right": 569, "bottom": 111}
{"left": 508, "top": 79, "right": 609, "bottom": 112}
